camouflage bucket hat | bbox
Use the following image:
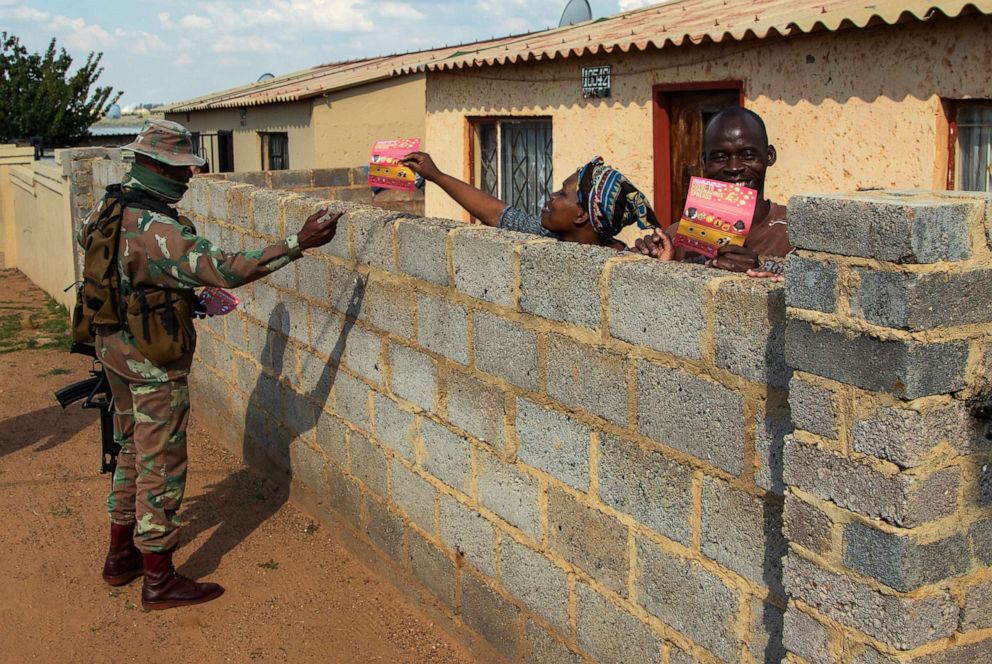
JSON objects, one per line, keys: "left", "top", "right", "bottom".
{"left": 122, "top": 119, "right": 206, "bottom": 167}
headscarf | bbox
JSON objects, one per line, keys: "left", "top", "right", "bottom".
{"left": 576, "top": 157, "right": 657, "bottom": 239}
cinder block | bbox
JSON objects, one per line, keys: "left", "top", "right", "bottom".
{"left": 783, "top": 437, "right": 960, "bottom": 527}
{"left": 477, "top": 453, "right": 542, "bottom": 540}
{"left": 268, "top": 169, "right": 312, "bottom": 189}
{"left": 700, "top": 476, "right": 787, "bottom": 594}
{"left": 349, "top": 431, "right": 387, "bottom": 498}
{"left": 460, "top": 573, "right": 521, "bottom": 662}
{"left": 547, "top": 333, "right": 628, "bottom": 426}
{"left": 785, "top": 254, "right": 838, "bottom": 313}
{"left": 783, "top": 606, "right": 833, "bottom": 664}
{"left": 315, "top": 411, "right": 348, "bottom": 466}
{"left": 576, "top": 583, "right": 662, "bottom": 664}
{"left": 227, "top": 184, "right": 253, "bottom": 229}
{"left": 519, "top": 240, "right": 612, "bottom": 329}
{"left": 298, "top": 348, "right": 336, "bottom": 408}
{"left": 297, "top": 258, "right": 330, "bottom": 305}
{"left": 608, "top": 259, "right": 710, "bottom": 360}
{"left": 328, "top": 464, "right": 362, "bottom": 529}
{"left": 524, "top": 620, "right": 582, "bottom": 664}
{"left": 598, "top": 433, "right": 693, "bottom": 546}
{"left": 852, "top": 267, "right": 992, "bottom": 331}
{"left": 714, "top": 278, "right": 790, "bottom": 387}
{"left": 407, "top": 530, "right": 455, "bottom": 610}
{"left": 749, "top": 598, "right": 786, "bottom": 664}
{"left": 250, "top": 188, "right": 293, "bottom": 237}
{"left": 851, "top": 402, "right": 974, "bottom": 468}
{"left": 290, "top": 441, "right": 328, "bottom": 499}
{"left": 351, "top": 206, "right": 398, "bottom": 272}
{"left": 327, "top": 263, "right": 367, "bottom": 317}
{"left": 788, "top": 194, "right": 978, "bottom": 263}
{"left": 786, "top": 320, "right": 969, "bottom": 400}
{"left": 636, "top": 537, "right": 740, "bottom": 661}
{"left": 547, "top": 486, "right": 628, "bottom": 596}
{"left": 372, "top": 394, "right": 416, "bottom": 462}
{"left": 397, "top": 218, "right": 458, "bottom": 286}
{"left": 755, "top": 408, "right": 792, "bottom": 495}
{"left": 636, "top": 361, "right": 745, "bottom": 475}
{"left": 962, "top": 580, "right": 992, "bottom": 631}
{"left": 284, "top": 388, "right": 320, "bottom": 439}
{"left": 364, "top": 497, "right": 404, "bottom": 562}
{"left": 500, "top": 537, "right": 570, "bottom": 633}
{"left": 472, "top": 312, "right": 540, "bottom": 391}
{"left": 416, "top": 292, "right": 468, "bottom": 364}
{"left": 189, "top": 177, "right": 210, "bottom": 218}
{"left": 439, "top": 494, "right": 496, "bottom": 576}
{"left": 341, "top": 324, "right": 384, "bottom": 385}
{"left": 309, "top": 306, "right": 345, "bottom": 362}
{"left": 842, "top": 522, "right": 970, "bottom": 592}
{"left": 515, "top": 398, "right": 591, "bottom": 491}
{"left": 315, "top": 201, "right": 358, "bottom": 260}
{"left": 389, "top": 344, "right": 436, "bottom": 412}
{"left": 783, "top": 552, "right": 957, "bottom": 650}
{"left": 783, "top": 494, "right": 834, "bottom": 555}
{"left": 446, "top": 370, "right": 506, "bottom": 446}
{"left": 333, "top": 371, "right": 370, "bottom": 430}
{"left": 390, "top": 460, "right": 436, "bottom": 533}
{"left": 208, "top": 180, "right": 239, "bottom": 220}
{"left": 420, "top": 418, "right": 472, "bottom": 492}
{"left": 452, "top": 227, "right": 530, "bottom": 306}
{"left": 359, "top": 278, "right": 414, "bottom": 339}
{"left": 789, "top": 375, "right": 838, "bottom": 439}
{"left": 312, "top": 168, "right": 351, "bottom": 187}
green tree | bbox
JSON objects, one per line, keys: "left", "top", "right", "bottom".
{"left": 0, "top": 32, "right": 122, "bottom": 147}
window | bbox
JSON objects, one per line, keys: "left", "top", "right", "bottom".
{"left": 260, "top": 132, "right": 289, "bottom": 171}
{"left": 950, "top": 103, "right": 992, "bottom": 192}
{"left": 190, "top": 131, "right": 234, "bottom": 173}
{"left": 470, "top": 119, "right": 552, "bottom": 218}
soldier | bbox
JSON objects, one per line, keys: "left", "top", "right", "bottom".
{"left": 84, "top": 119, "right": 340, "bottom": 610}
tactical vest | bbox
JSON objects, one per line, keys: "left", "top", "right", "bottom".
{"left": 72, "top": 185, "right": 198, "bottom": 365}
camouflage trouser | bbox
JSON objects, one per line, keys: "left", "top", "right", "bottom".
{"left": 97, "top": 331, "right": 193, "bottom": 553}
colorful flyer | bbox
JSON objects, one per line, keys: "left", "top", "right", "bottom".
{"left": 674, "top": 177, "right": 758, "bottom": 259}
{"left": 198, "top": 287, "right": 240, "bottom": 316}
{"left": 369, "top": 138, "right": 420, "bottom": 191}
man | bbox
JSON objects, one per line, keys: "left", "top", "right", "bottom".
{"left": 84, "top": 119, "right": 340, "bottom": 610}
{"left": 636, "top": 106, "right": 791, "bottom": 277}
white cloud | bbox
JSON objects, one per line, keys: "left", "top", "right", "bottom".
{"left": 175, "top": 53, "right": 193, "bottom": 66}
{"left": 158, "top": 12, "right": 175, "bottom": 29}
{"left": 48, "top": 15, "right": 112, "bottom": 51}
{"left": 3, "top": 6, "right": 50, "bottom": 22}
{"left": 114, "top": 29, "right": 168, "bottom": 54}
{"left": 179, "top": 14, "right": 213, "bottom": 30}
{"left": 211, "top": 34, "right": 281, "bottom": 54}
{"left": 618, "top": 0, "right": 666, "bottom": 10}
{"left": 378, "top": 2, "right": 424, "bottom": 20}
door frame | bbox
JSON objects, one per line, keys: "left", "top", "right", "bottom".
{"left": 652, "top": 81, "right": 746, "bottom": 227}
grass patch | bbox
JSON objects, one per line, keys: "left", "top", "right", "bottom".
{"left": 257, "top": 559, "right": 280, "bottom": 570}
{"left": 41, "top": 367, "right": 72, "bottom": 377}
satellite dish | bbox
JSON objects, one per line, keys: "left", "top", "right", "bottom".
{"left": 106, "top": 104, "right": 122, "bottom": 119}
{"left": 256, "top": 73, "right": 275, "bottom": 83}
{"left": 559, "top": 0, "right": 592, "bottom": 27}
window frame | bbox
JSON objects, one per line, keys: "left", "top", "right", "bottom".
{"left": 947, "top": 99, "right": 992, "bottom": 191}
{"left": 467, "top": 116, "right": 553, "bottom": 220}
{"left": 259, "top": 131, "right": 290, "bottom": 171}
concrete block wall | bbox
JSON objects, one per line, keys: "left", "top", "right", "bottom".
{"left": 782, "top": 191, "right": 992, "bottom": 663}
{"left": 167, "top": 173, "right": 792, "bottom": 664}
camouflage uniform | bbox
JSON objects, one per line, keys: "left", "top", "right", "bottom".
{"left": 84, "top": 120, "right": 304, "bottom": 554}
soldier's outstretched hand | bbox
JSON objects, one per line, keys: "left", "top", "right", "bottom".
{"left": 298, "top": 208, "right": 342, "bottom": 250}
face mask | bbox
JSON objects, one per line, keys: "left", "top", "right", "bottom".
{"left": 124, "top": 162, "right": 188, "bottom": 203}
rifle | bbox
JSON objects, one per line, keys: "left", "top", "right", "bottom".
{"left": 54, "top": 342, "right": 120, "bottom": 474}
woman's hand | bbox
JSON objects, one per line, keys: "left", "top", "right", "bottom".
{"left": 400, "top": 152, "right": 442, "bottom": 183}
{"left": 633, "top": 229, "right": 675, "bottom": 262}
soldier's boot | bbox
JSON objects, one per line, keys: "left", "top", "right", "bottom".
{"left": 141, "top": 550, "right": 224, "bottom": 611}
{"left": 102, "top": 522, "right": 144, "bottom": 586}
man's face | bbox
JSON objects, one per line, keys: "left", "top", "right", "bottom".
{"left": 702, "top": 116, "right": 776, "bottom": 194}
{"left": 540, "top": 172, "right": 586, "bottom": 232}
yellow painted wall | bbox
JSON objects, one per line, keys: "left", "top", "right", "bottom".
{"left": 165, "top": 74, "right": 426, "bottom": 172}
{"left": 423, "top": 15, "right": 992, "bottom": 220}
{"left": 11, "top": 161, "right": 76, "bottom": 311}
{"left": 0, "top": 145, "right": 34, "bottom": 268}
{"left": 165, "top": 100, "right": 313, "bottom": 172}
{"left": 311, "top": 74, "right": 426, "bottom": 168}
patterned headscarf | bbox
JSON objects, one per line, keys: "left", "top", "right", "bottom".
{"left": 576, "top": 157, "right": 658, "bottom": 239}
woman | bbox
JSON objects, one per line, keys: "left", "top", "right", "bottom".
{"left": 401, "top": 152, "right": 659, "bottom": 250}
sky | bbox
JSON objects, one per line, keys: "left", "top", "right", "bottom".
{"left": 0, "top": 0, "right": 663, "bottom": 107}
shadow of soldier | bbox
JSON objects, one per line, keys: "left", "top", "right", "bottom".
{"left": 0, "top": 404, "right": 97, "bottom": 461}
{"left": 179, "top": 281, "right": 366, "bottom": 577}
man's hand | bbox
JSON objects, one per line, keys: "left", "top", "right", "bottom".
{"left": 746, "top": 259, "right": 785, "bottom": 282}
{"left": 297, "top": 208, "right": 342, "bottom": 250}
{"left": 707, "top": 244, "right": 760, "bottom": 273}
{"left": 400, "top": 152, "right": 443, "bottom": 183}
{"left": 633, "top": 229, "right": 675, "bottom": 262}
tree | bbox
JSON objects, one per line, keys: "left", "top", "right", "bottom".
{"left": 0, "top": 32, "right": 122, "bottom": 147}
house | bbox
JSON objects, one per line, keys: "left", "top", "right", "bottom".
{"left": 402, "top": 0, "right": 992, "bottom": 225}
{"left": 159, "top": 37, "right": 527, "bottom": 175}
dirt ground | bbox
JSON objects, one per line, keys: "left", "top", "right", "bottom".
{"left": 0, "top": 271, "right": 476, "bottom": 664}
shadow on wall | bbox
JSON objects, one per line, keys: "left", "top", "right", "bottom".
{"left": 179, "top": 285, "right": 366, "bottom": 577}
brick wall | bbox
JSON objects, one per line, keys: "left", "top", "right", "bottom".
{"left": 781, "top": 191, "right": 992, "bottom": 664}
{"left": 78, "top": 158, "right": 992, "bottom": 663}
